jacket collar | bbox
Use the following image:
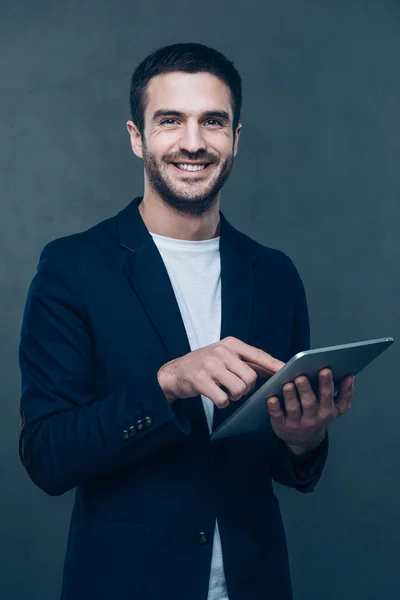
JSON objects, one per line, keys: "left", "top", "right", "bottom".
{"left": 116, "top": 196, "right": 256, "bottom": 263}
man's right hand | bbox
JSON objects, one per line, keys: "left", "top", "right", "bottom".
{"left": 157, "top": 336, "right": 285, "bottom": 408}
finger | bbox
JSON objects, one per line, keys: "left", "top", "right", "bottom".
{"left": 267, "top": 396, "right": 285, "bottom": 426}
{"left": 335, "top": 375, "right": 354, "bottom": 417}
{"left": 222, "top": 337, "right": 285, "bottom": 377}
{"left": 223, "top": 354, "right": 258, "bottom": 395}
{"left": 215, "top": 369, "right": 250, "bottom": 402}
{"left": 244, "top": 360, "right": 279, "bottom": 380}
{"left": 318, "top": 369, "right": 335, "bottom": 412}
{"left": 248, "top": 378, "right": 257, "bottom": 394}
{"left": 198, "top": 378, "right": 230, "bottom": 408}
{"left": 282, "top": 382, "right": 302, "bottom": 423}
{"left": 295, "top": 376, "right": 318, "bottom": 420}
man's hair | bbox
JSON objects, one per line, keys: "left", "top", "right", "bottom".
{"left": 129, "top": 42, "right": 242, "bottom": 136}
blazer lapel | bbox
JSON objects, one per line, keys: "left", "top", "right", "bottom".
{"left": 117, "top": 197, "right": 191, "bottom": 361}
{"left": 116, "top": 198, "right": 257, "bottom": 435}
{"left": 212, "top": 213, "right": 256, "bottom": 431}
{"left": 117, "top": 198, "right": 210, "bottom": 436}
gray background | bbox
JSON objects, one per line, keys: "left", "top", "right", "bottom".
{"left": 1, "top": 0, "right": 399, "bottom": 598}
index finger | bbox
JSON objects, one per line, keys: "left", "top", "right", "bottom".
{"left": 222, "top": 337, "right": 285, "bottom": 377}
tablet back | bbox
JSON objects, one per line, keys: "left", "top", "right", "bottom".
{"left": 211, "top": 337, "right": 394, "bottom": 440}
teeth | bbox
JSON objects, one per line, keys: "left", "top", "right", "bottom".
{"left": 176, "top": 163, "right": 207, "bottom": 171}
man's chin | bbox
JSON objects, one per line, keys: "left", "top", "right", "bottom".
{"left": 161, "top": 179, "right": 217, "bottom": 201}
{"left": 158, "top": 188, "right": 218, "bottom": 215}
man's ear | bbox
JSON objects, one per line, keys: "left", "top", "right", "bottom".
{"left": 126, "top": 121, "right": 143, "bottom": 159}
{"left": 233, "top": 123, "right": 242, "bottom": 157}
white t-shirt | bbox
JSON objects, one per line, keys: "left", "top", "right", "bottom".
{"left": 151, "top": 231, "right": 229, "bottom": 600}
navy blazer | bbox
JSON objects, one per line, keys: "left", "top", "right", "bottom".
{"left": 19, "top": 197, "right": 328, "bottom": 600}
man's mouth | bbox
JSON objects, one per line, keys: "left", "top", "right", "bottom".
{"left": 172, "top": 163, "right": 212, "bottom": 172}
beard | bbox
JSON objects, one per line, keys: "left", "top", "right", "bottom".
{"left": 142, "top": 141, "right": 235, "bottom": 216}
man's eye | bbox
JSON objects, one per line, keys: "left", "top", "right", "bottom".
{"left": 160, "top": 119, "right": 178, "bottom": 125}
{"left": 205, "top": 119, "right": 222, "bottom": 127}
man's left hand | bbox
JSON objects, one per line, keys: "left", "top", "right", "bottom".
{"left": 267, "top": 369, "right": 354, "bottom": 455}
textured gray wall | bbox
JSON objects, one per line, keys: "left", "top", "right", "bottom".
{"left": 1, "top": 0, "right": 399, "bottom": 598}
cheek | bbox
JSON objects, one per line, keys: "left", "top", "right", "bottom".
{"left": 151, "top": 129, "right": 180, "bottom": 149}
{"left": 209, "top": 131, "right": 232, "bottom": 148}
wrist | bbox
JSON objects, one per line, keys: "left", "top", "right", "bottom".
{"left": 285, "top": 430, "right": 326, "bottom": 456}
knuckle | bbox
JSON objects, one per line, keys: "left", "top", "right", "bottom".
{"left": 203, "top": 356, "right": 218, "bottom": 372}
{"left": 216, "top": 394, "right": 229, "bottom": 408}
{"left": 237, "top": 380, "right": 247, "bottom": 394}
{"left": 320, "top": 391, "right": 332, "bottom": 403}
{"left": 212, "top": 345, "right": 229, "bottom": 360}
{"left": 246, "top": 371, "right": 257, "bottom": 387}
{"left": 302, "top": 398, "right": 316, "bottom": 409}
{"left": 231, "top": 382, "right": 246, "bottom": 399}
{"left": 213, "top": 344, "right": 224, "bottom": 354}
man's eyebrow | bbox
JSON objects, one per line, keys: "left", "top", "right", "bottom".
{"left": 152, "top": 109, "right": 231, "bottom": 122}
{"left": 152, "top": 109, "right": 185, "bottom": 121}
{"left": 202, "top": 110, "right": 231, "bottom": 122}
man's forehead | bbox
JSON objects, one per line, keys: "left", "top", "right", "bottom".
{"left": 145, "top": 72, "right": 233, "bottom": 116}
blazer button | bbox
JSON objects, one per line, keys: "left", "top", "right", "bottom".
{"left": 196, "top": 532, "right": 209, "bottom": 545}
{"left": 129, "top": 425, "right": 136, "bottom": 437}
{"left": 136, "top": 420, "right": 144, "bottom": 431}
{"left": 121, "top": 430, "right": 129, "bottom": 441}
{"left": 144, "top": 416, "right": 153, "bottom": 428}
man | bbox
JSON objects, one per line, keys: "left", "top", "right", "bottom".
{"left": 19, "top": 43, "right": 354, "bottom": 600}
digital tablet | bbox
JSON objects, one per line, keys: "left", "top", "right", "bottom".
{"left": 211, "top": 337, "right": 394, "bottom": 441}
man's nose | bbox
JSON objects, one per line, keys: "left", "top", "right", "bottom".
{"left": 179, "top": 123, "right": 206, "bottom": 154}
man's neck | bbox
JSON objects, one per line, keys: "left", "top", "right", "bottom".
{"left": 138, "top": 194, "right": 221, "bottom": 241}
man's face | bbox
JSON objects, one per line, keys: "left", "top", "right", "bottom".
{"left": 133, "top": 72, "right": 241, "bottom": 216}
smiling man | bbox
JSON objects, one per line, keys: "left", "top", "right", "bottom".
{"left": 19, "top": 43, "right": 353, "bottom": 600}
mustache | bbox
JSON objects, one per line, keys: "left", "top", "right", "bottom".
{"left": 164, "top": 151, "right": 219, "bottom": 164}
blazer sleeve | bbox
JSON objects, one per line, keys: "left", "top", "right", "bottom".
{"left": 19, "top": 241, "right": 191, "bottom": 497}
{"left": 270, "top": 254, "right": 329, "bottom": 493}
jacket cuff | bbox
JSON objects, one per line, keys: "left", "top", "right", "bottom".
{"left": 282, "top": 432, "right": 329, "bottom": 492}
